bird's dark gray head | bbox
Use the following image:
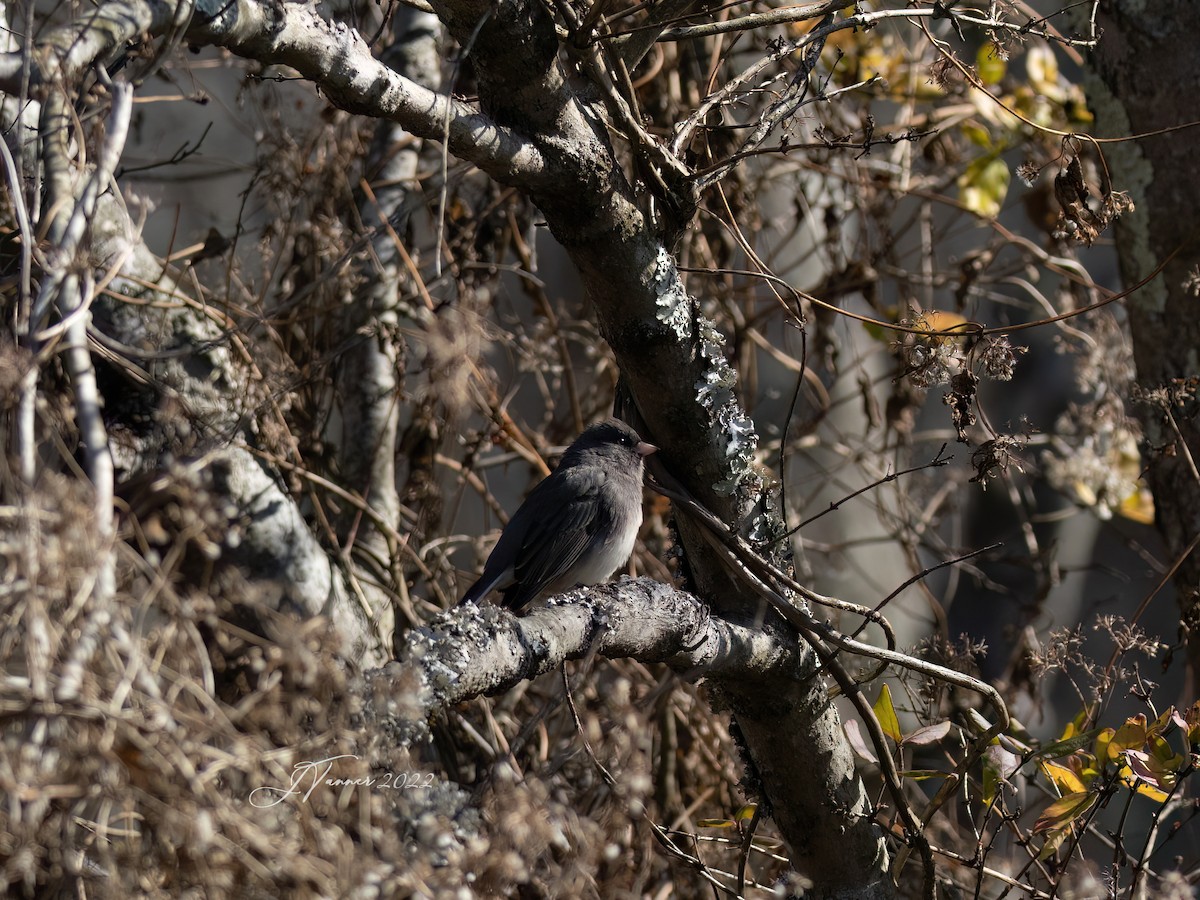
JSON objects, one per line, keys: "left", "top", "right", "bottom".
{"left": 562, "top": 419, "right": 656, "bottom": 467}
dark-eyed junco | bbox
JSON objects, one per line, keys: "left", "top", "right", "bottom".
{"left": 459, "top": 419, "right": 657, "bottom": 611}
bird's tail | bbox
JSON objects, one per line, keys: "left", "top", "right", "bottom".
{"left": 456, "top": 574, "right": 492, "bottom": 607}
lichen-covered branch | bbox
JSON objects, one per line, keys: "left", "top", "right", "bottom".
{"left": 365, "top": 578, "right": 806, "bottom": 739}
{"left": 185, "top": 0, "right": 547, "bottom": 185}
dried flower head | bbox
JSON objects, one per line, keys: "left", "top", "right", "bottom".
{"left": 976, "top": 336, "right": 1027, "bottom": 382}
{"left": 970, "top": 433, "right": 1027, "bottom": 487}
{"left": 1017, "top": 161, "right": 1041, "bottom": 187}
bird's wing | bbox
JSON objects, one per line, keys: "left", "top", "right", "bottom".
{"left": 501, "top": 467, "right": 612, "bottom": 609}
{"left": 457, "top": 494, "right": 535, "bottom": 606}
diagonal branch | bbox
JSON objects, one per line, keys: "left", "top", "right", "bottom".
{"left": 189, "top": 1, "right": 548, "bottom": 184}
{"left": 0, "top": 0, "right": 547, "bottom": 188}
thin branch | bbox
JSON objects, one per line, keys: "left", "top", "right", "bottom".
{"left": 31, "top": 80, "right": 131, "bottom": 629}
{"left": 691, "top": 525, "right": 936, "bottom": 897}
{"left": 670, "top": 6, "right": 964, "bottom": 157}
{"left": 646, "top": 467, "right": 900, "bottom": 654}
{"left": 920, "top": 19, "right": 1200, "bottom": 144}
{"left": 653, "top": 1, "right": 1099, "bottom": 46}
{"left": 780, "top": 445, "right": 954, "bottom": 541}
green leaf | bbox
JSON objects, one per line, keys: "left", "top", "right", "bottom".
{"left": 873, "top": 684, "right": 903, "bottom": 744}
{"left": 862, "top": 319, "right": 890, "bottom": 343}
{"left": 958, "top": 157, "right": 1011, "bottom": 218}
{"left": 976, "top": 44, "right": 1007, "bottom": 86}
{"left": 1028, "top": 728, "right": 1104, "bottom": 763}
{"left": 1037, "top": 827, "right": 1068, "bottom": 861}
{"left": 982, "top": 756, "right": 1000, "bottom": 807}
{"left": 960, "top": 121, "right": 993, "bottom": 149}
{"left": 898, "top": 769, "right": 950, "bottom": 781}
{"left": 981, "top": 742, "right": 1021, "bottom": 807}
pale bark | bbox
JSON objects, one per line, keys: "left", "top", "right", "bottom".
{"left": 374, "top": 578, "right": 806, "bottom": 727}
{"left": 332, "top": 7, "right": 443, "bottom": 645}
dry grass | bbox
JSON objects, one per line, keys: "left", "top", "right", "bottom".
{"left": 2, "top": 473, "right": 398, "bottom": 897}
{"left": 0, "top": 469, "right": 781, "bottom": 899}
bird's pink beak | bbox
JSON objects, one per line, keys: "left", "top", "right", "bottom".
{"left": 636, "top": 441, "right": 658, "bottom": 457}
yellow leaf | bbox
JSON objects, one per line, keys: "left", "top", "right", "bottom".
{"left": 1146, "top": 736, "right": 1183, "bottom": 775}
{"left": 1116, "top": 763, "right": 1170, "bottom": 803}
{"left": 1025, "top": 43, "right": 1062, "bottom": 100}
{"left": 961, "top": 121, "right": 993, "bottom": 149}
{"left": 1033, "top": 791, "right": 1095, "bottom": 835}
{"left": 1185, "top": 700, "right": 1200, "bottom": 745}
{"left": 1148, "top": 708, "right": 1176, "bottom": 740}
{"left": 700, "top": 804, "right": 758, "bottom": 829}
{"left": 1011, "top": 87, "right": 1056, "bottom": 129}
{"left": 1065, "top": 86, "right": 1093, "bottom": 124}
{"left": 1108, "top": 715, "right": 1148, "bottom": 759}
{"left": 968, "top": 85, "right": 1021, "bottom": 130}
{"left": 976, "top": 44, "right": 1007, "bottom": 86}
{"left": 1059, "top": 706, "right": 1095, "bottom": 742}
{"left": 858, "top": 46, "right": 892, "bottom": 81}
{"left": 1072, "top": 479, "right": 1098, "bottom": 508}
{"left": 958, "top": 157, "right": 1011, "bottom": 218}
{"left": 910, "top": 309, "right": 972, "bottom": 352}
{"left": 919, "top": 310, "right": 971, "bottom": 334}
{"left": 1133, "top": 782, "right": 1170, "bottom": 803}
{"left": 1040, "top": 761, "right": 1086, "bottom": 795}
{"left": 1118, "top": 486, "right": 1154, "bottom": 524}
{"left": 873, "top": 684, "right": 903, "bottom": 744}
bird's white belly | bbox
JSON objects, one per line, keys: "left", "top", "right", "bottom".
{"left": 574, "top": 519, "right": 639, "bottom": 586}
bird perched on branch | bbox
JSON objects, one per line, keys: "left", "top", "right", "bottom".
{"left": 459, "top": 419, "right": 657, "bottom": 612}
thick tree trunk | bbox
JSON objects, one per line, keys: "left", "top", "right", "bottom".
{"left": 3, "top": 2, "right": 894, "bottom": 892}
{"left": 1088, "top": 1, "right": 1200, "bottom": 687}
{"left": 421, "top": 2, "right": 893, "bottom": 893}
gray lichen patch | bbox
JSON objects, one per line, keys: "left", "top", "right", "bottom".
{"left": 651, "top": 247, "right": 761, "bottom": 497}
{"left": 652, "top": 245, "right": 693, "bottom": 340}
